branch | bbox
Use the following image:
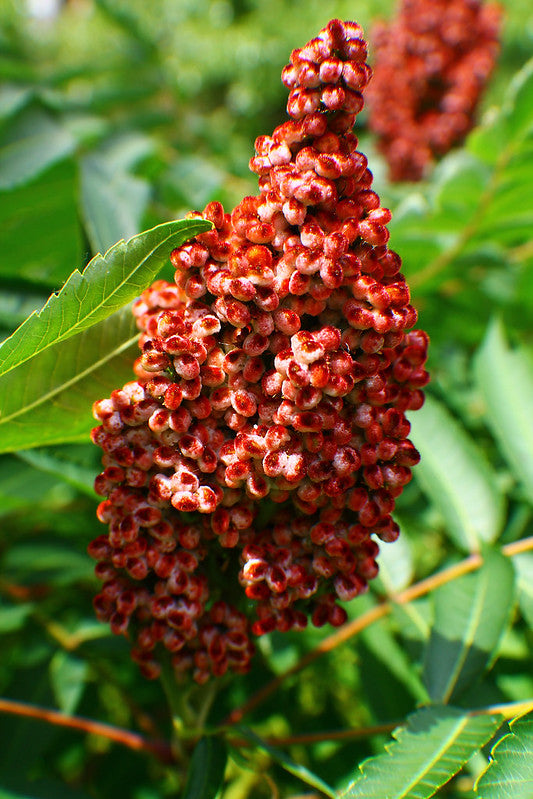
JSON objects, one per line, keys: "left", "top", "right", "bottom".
{"left": 224, "top": 536, "right": 533, "bottom": 725}
{"left": 0, "top": 696, "right": 173, "bottom": 763}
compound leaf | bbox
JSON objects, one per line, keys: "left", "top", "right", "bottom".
{"left": 339, "top": 706, "right": 501, "bottom": 799}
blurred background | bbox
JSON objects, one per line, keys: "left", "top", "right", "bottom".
{"left": 1, "top": 2, "right": 533, "bottom": 798}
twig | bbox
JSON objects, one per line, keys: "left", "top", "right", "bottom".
{"left": 0, "top": 696, "right": 173, "bottom": 762}
{"left": 224, "top": 536, "right": 533, "bottom": 725}
{"left": 0, "top": 582, "right": 163, "bottom": 739}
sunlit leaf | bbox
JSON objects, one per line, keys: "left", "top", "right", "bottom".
{"left": 409, "top": 395, "right": 505, "bottom": 551}
{"left": 475, "top": 711, "right": 533, "bottom": 798}
{"left": 339, "top": 705, "right": 501, "bottom": 799}
{"left": 0, "top": 218, "right": 211, "bottom": 377}
{"left": 0, "top": 307, "right": 138, "bottom": 453}
{"left": 423, "top": 548, "right": 515, "bottom": 704}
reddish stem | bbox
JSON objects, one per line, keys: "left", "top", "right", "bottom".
{"left": 0, "top": 697, "right": 173, "bottom": 763}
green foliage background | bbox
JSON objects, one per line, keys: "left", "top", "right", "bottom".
{"left": 1, "top": 1, "right": 533, "bottom": 797}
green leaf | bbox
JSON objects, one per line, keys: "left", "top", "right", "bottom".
{"left": 375, "top": 525, "right": 414, "bottom": 593}
{"left": 0, "top": 108, "right": 76, "bottom": 191}
{"left": 0, "top": 159, "right": 81, "bottom": 287}
{"left": 0, "top": 85, "right": 32, "bottom": 122}
{"left": 409, "top": 395, "right": 505, "bottom": 552}
{"left": 0, "top": 455, "right": 60, "bottom": 515}
{"left": 182, "top": 736, "right": 227, "bottom": 799}
{"left": 15, "top": 445, "right": 99, "bottom": 497}
{"left": 475, "top": 711, "right": 533, "bottom": 798}
{"left": 238, "top": 727, "right": 337, "bottom": 797}
{"left": 423, "top": 548, "right": 515, "bottom": 704}
{"left": 474, "top": 319, "right": 533, "bottom": 504}
{"left": 80, "top": 154, "right": 151, "bottom": 254}
{"left": 49, "top": 652, "right": 89, "bottom": 714}
{"left": 0, "top": 600, "right": 33, "bottom": 633}
{"left": 503, "top": 58, "right": 533, "bottom": 143}
{"left": 0, "top": 790, "right": 39, "bottom": 799}
{"left": 1, "top": 541, "right": 94, "bottom": 586}
{"left": 235, "top": 727, "right": 336, "bottom": 798}
{"left": 339, "top": 706, "right": 501, "bottom": 799}
{"left": 0, "top": 217, "right": 211, "bottom": 377}
{"left": 0, "top": 306, "right": 138, "bottom": 453}
{"left": 512, "top": 552, "right": 533, "bottom": 628}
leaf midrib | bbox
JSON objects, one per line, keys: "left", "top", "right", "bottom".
{"left": 440, "top": 570, "right": 490, "bottom": 704}
{"left": 395, "top": 714, "right": 469, "bottom": 797}
{"left": 0, "top": 332, "right": 139, "bottom": 425}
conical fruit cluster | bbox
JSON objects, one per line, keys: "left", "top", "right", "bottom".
{"left": 90, "top": 19, "right": 429, "bottom": 684}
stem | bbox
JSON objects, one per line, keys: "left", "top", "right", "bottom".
{"left": 224, "top": 536, "right": 533, "bottom": 725}
{"left": 0, "top": 697, "right": 172, "bottom": 762}
{"left": 0, "top": 581, "right": 163, "bottom": 739}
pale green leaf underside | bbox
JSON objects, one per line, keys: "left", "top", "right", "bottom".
{"left": 0, "top": 307, "right": 139, "bottom": 454}
{"left": 0, "top": 217, "right": 211, "bottom": 377}
{"left": 475, "top": 318, "right": 533, "bottom": 504}
{"left": 475, "top": 711, "right": 533, "bottom": 798}
{"left": 409, "top": 395, "right": 504, "bottom": 552}
{"left": 423, "top": 549, "right": 515, "bottom": 704}
{"left": 339, "top": 706, "right": 501, "bottom": 799}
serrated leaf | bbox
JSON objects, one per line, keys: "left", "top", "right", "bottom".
{"left": 339, "top": 706, "right": 501, "bottom": 799}
{"left": 409, "top": 395, "right": 504, "bottom": 552}
{"left": 0, "top": 108, "right": 75, "bottom": 191}
{"left": 236, "top": 727, "right": 335, "bottom": 798}
{"left": 474, "top": 319, "right": 533, "bottom": 504}
{"left": 80, "top": 154, "right": 151, "bottom": 254}
{"left": 0, "top": 307, "right": 138, "bottom": 453}
{"left": 423, "top": 549, "right": 515, "bottom": 704}
{"left": 475, "top": 711, "right": 533, "bottom": 798}
{"left": 49, "top": 652, "right": 89, "bottom": 714}
{"left": 0, "top": 218, "right": 211, "bottom": 377}
{"left": 182, "top": 736, "right": 227, "bottom": 799}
